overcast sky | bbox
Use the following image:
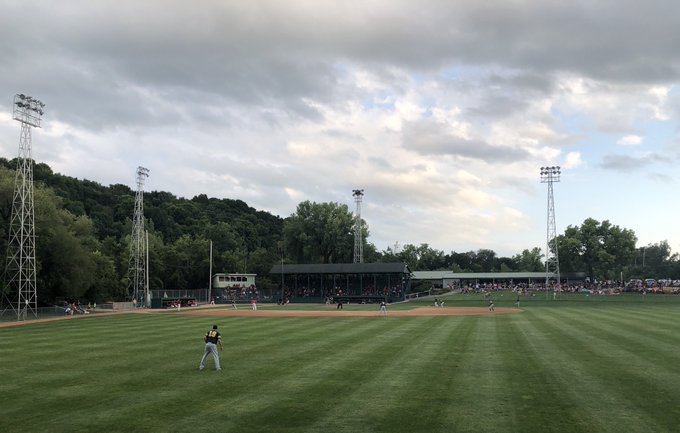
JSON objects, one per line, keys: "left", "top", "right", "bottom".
{"left": 1, "top": 0, "right": 679, "bottom": 258}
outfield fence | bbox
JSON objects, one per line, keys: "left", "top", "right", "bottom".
{"left": 0, "top": 305, "right": 92, "bottom": 323}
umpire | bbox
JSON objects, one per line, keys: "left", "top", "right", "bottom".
{"left": 199, "top": 324, "right": 223, "bottom": 371}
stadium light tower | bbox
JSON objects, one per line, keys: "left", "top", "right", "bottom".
{"left": 127, "top": 166, "right": 150, "bottom": 307}
{"left": 540, "top": 166, "right": 561, "bottom": 293}
{"left": 2, "top": 94, "right": 44, "bottom": 320}
{"left": 352, "top": 189, "right": 364, "bottom": 264}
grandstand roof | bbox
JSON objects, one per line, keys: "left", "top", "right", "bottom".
{"left": 412, "top": 271, "right": 553, "bottom": 280}
{"left": 269, "top": 262, "right": 411, "bottom": 275}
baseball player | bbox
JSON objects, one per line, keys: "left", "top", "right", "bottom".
{"left": 199, "top": 324, "right": 223, "bottom": 371}
{"left": 379, "top": 300, "right": 387, "bottom": 316}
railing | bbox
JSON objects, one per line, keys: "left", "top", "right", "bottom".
{"left": 404, "top": 289, "right": 432, "bottom": 300}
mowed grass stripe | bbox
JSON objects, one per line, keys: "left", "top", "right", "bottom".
{"left": 597, "top": 305, "right": 680, "bottom": 344}
{"left": 499, "top": 314, "right": 594, "bottom": 433}
{"left": 68, "top": 315, "right": 403, "bottom": 433}
{"left": 304, "top": 317, "right": 472, "bottom": 433}
{"left": 90, "top": 316, "right": 398, "bottom": 432}
{"left": 515, "top": 309, "right": 637, "bottom": 433}
{"left": 206, "top": 317, "right": 433, "bottom": 433}
{"left": 544, "top": 307, "right": 680, "bottom": 405}
{"left": 439, "top": 311, "right": 592, "bottom": 433}
{"left": 1, "top": 315, "right": 352, "bottom": 431}
{"left": 388, "top": 317, "right": 480, "bottom": 433}
{"left": 549, "top": 305, "right": 680, "bottom": 367}
{"left": 3, "top": 305, "right": 680, "bottom": 433}
{"left": 526, "top": 308, "right": 674, "bottom": 433}
{"left": 441, "top": 316, "right": 508, "bottom": 431}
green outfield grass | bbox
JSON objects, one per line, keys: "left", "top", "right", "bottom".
{"left": 2, "top": 299, "right": 680, "bottom": 433}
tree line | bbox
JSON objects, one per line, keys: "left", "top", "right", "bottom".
{"left": 0, "top": 159, "right": 678, "bottom": 304}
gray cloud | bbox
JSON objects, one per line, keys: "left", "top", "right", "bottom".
{"left": 401, "top": 119, "right": 530, "bottom": 162}
{"left": 600, "top": 153, "right": 666, "bottom": 171}
{"left": 1, "top": 1, "right": 679, "bottom": 256}
{"left": 2, "top": 1, "right": 679, "bottom": 133}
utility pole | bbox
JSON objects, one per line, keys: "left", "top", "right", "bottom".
{"left": 2, "top": 94, "right": 44, "bottom": 320}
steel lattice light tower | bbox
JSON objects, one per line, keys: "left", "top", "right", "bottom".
{"left": 127, "top": 166, "right": 149, "bottom": 307}
{"left": 2, "top": 94, "right": 44, "bottom": 320}
{"left": 540, "top": 166, "right": 561, "bottom": 292}
{"left": 352, "top": 189, "right": 364, "bottom": 264}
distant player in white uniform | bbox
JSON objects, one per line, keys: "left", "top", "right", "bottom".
{"left": 379, "top": 300, "right": 387, "bottom": 316}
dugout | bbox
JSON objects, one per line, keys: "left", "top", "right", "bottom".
{"left": 150, "top": 297, "right": 198, "bottom": 309}
{"left": 269, "top": 262, "right": 412, "bottom": 303}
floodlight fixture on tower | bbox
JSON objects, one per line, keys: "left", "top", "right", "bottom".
{"left": 13, "top": 94, "right": 44, "bottom": 128}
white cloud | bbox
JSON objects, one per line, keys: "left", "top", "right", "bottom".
{"left": 617, "top": 135, "right": 643, "bottom": 146}
{"left": 563, "top": 152, "right": 583, "bottom": 169}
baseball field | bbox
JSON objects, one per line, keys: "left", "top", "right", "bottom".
{"left": 1, "top": 294, "right": 680, "bottom": 433}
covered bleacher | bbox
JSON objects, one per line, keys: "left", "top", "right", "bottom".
{"left": 411, "top": 271, "right": 587, "bottom": 291}
{"left": 268, "top": 262, "right": 412, "bottom": 303}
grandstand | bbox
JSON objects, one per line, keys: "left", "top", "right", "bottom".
{"left": 269, "top": 262, "right": 412, "bottom": 303}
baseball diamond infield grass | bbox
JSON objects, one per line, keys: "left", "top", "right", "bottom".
{"left": 2, "top": 295, "right": 680, "bottom": 433}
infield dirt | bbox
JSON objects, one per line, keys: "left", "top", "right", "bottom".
{"left": 179, "top": 306, "right": 522, "bottom": 318}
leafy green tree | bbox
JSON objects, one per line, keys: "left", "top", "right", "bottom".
{"left": 393, "top": 243, "right": 448, "bottom": 271}
{"left": 0, "top": 165, "right": 114, "bottom": 301}
{"left": 556, "top": 218, "right": 637, "bottom": 281}
{"left": 630, "top": 241, "right": 677, "bottom": 279}
{"left": 283, "top": 201, "right": 361, "bottom": 263}
{"left": 449, "top": 251, "right": 475, "bottom": 272}
{"left": 512, "top": 247, "right": 544, "bottom": 272}
{"left": 35, "top": 188, "right": 98, "bottom": 301}
{"left": 85, "top": 250, "right": 120, "bottom": 302}
{"left": 160, "top": 235, "right": 211, "bottom": 290}
{"left": 474, "top": 249, "right": 498, "bottom": 272}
